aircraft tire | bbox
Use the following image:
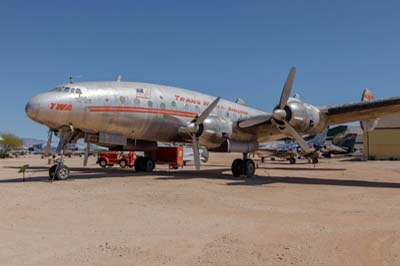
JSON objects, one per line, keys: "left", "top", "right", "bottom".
{"left": 312, "top": 158, "right": 319, "bottom": 164}
{"left": 231, "top": 159, "right": 242, "bottom": 177}
{"left": 55, "top": 165, "right": 70, "bottom": 180}
{"left": 243, "top": 159, "right": 256, "bottom": 178}
{"left": 49, "top": 165, "right": 57, "bottom": 180}
{"left": 289, "top": 158, "right": 296, "bottom": 164}
{"left": 142, "top": 157, "right": 155, "bottom": 172}
{"left": 134, "top": 157, "right": 144, "bottom": 171}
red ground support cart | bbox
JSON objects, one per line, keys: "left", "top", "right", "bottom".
{"left": 97, "top": 151, "right": 136, "bottom": 168}
{"left": 156, "top": 147, "right": 184, "bottom": 169}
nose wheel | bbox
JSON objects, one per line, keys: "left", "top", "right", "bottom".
{"left": 231, "top": 158, "right": 256, "bottom": 178}
{"left": 49, "top": 159, "right": 71, "bottom": 181}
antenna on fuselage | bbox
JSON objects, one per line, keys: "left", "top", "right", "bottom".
{"left": 68, "top": 75, "right": 83, "bottom": 84}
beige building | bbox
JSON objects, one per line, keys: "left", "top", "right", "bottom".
{"left": 364, "top": 114, "right": 400, "bottom": 160}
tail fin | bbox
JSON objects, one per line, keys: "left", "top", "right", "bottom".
{"left": 336, "top": 133, "right": 357, "bottom": 152}
{"left": 308, "top": 127, "right": 328, "bottom": 149}
{"left": 360, "top": 88, "right": 379, "bottom": 132}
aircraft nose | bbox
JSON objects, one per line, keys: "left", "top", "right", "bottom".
{"left": 25, "top": 97, "right": 41, "bottom": 121}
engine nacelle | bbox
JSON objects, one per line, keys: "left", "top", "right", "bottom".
{"left": 285, "top": 99, "right": 321, "bottom": 134}
{"left": 198, "top": 116, "right": 233, "bottom": 149}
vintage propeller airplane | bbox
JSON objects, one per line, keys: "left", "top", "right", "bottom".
{"left": 26, "top": 67, "right": 400, "bottom": 180}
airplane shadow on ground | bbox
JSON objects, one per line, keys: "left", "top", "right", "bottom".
{"left": 2, "top": 165, "right": 400, "bottom": 189}
{"left": 0, "top": 166, "right": 148, "bottom": 183}
{"left": 256, "top": 166, "right": 346, "bottom": 171}
{"left": 155, "top": 167, "right": 400, "bottom": 189}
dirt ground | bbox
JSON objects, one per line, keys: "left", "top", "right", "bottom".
{"left": 0, "top": 153, "right": 400, "bottom": 266}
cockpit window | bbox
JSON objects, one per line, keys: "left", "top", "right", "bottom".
{"left": 51, "top": 86, "right": 83, "bottom": 94}
{"left": 51, "top": 87, "right": 64, "bottom": 92}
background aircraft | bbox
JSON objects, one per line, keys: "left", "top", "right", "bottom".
{"left": 256, "top": 128, "right": 328, "bottom": 164}
{"left": 25, "top": 67, "right": 400, "bottom": 180}
{"left": 322, "top": 129, "right": 358, "bottom": 157}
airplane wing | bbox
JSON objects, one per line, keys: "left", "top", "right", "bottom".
{"left": 320, "top": 97, "right": 400, "bottom": 126}
{"left": 237, "top": 67, "right": 400, "bottom": 150}
{"left": 238, "top": 97, "right": 400, "bottom": 137}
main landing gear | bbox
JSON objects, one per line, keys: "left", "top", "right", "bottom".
{"left": 231, "top": 154, "right": 256, "bottom": 178}
{"left": 134, "top": 156, "right": 155, "bottom": 172}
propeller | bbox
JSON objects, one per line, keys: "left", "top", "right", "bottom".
{"left": 163, "top": 97, "right": 221, "bottom": 170}
{"left": 187, "top": 97, "right": 221, "bottom": 170}
{"left": 270, "top": 67, "right": 314, "bottom": 154}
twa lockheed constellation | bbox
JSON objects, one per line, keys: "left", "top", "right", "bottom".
{"left": 26, "top": 67, "right": 400, "bottom": 180}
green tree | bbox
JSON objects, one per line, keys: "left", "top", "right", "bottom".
{"left": 0, "top": 134, "right": 23, "bottom": 152}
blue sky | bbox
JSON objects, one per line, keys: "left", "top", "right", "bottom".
{"left": 1, "top": 0, "right": 399, "bottom": 139}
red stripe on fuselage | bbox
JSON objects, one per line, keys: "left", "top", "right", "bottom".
{"left": 88, "top": 106, "right": 197, "bottom": 118}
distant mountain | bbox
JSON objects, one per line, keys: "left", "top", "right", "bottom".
{"left": 22, "top": 138, "right": 48, "bottom": 147}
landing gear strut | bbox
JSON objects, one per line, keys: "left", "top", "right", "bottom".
{"left": 231, "top": 154, "right": 256, "bottom": 178}
{"left": 134, "top": 156, "right": 155, "bottom": 172}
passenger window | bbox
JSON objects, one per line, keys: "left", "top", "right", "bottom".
{"left": 160, "top": 103, "right": 166, "bottom": 109}
{"left": 134, "top": 98, "right": 140, "bottom": 105}
{"left": 148, "top": 101, "right": 153, "bottom": 108}
{"left": 75, "top": 88, "right": 82, "bottom": 94}
{"left": 120, "top": 96, "right": 127, "bottom": 104}
{"left": 70, "top": 88, "right": 75, "bottom": 93}
{"left": 64, "top": 87, "right": 70, "bottom": 93}
{"left": 184, "top": 103, "right": 189, "bottom": 110}
{"left": 195, "top": 106, "right": 200, "bottom": 113}
{"left": 171, "top": 101, "right": 177, "bottom": 108}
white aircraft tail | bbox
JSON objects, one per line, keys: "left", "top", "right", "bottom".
{"left": 360, "top": 88, "right": 379, "bottom": 132}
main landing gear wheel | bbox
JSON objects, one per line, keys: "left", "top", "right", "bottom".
{"left": 312, "top": 158, "right": 319, "bottom": 164}
{"left": 135, "top": 157, "right": 155, "bottom": 172}
{"left": 231, "top": 158, "right": 256, "bottom": 178}
{"left": 289, "top": 157, "right": 296, "bottom": 164}
{"left": 49, "top": 164, "right": 70, "bottom": 180}
{"left": 142, "top": 157, "right": 155, "bottom": 172}
{"left": 134, "top": 157, "right": 144, "bottom": 171}
{"left": 231, "top": 159, "right": 243, "bottom": 177}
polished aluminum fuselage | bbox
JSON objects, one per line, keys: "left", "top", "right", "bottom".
{"left": 26, "top": 81, "right": 275, "bottom": 147}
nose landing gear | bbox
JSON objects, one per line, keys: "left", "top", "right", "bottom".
{"left": 49, "top": 158, "right": 71, "bottom": 181}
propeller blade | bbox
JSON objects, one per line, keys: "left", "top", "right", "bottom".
{"left": 282, "top": 120, "right": 314, "bottom": 154}
{"left": 279, "top": 67, "right": 296, "bottom": 109}
{"left": 45, "top": 129, "right": 52, "bottom": 154}
{"left": 191, "top": 134, "right": 201, "bottom": 170}
{"left": 195, "top": 97, "right": 221, "bottom": 125}
{"left": 238, "top": 114, "right": 272, "bottom": 128}
{"left": 83, "top": 143, "right": 90, "bottom": 166}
